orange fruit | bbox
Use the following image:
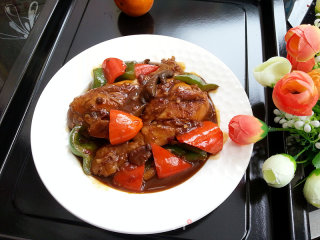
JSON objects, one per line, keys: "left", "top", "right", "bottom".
{"left": 114, "top": 0, "right": 154, "bottom": 17}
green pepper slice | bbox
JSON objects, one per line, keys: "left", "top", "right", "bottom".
{"left": 92, "top": 68, "right": 106, "bottom": 88}
{"left": 69, "top": 125, "right": 98, "bottom": 175}
{"left": 164, "top": 144, "right": 207, "bottom": 162}
{"left": 174, "top": 73, "right": 219, "bottom": 91}
{"left": 117, "top": 61, "right": 137, "bottom": 81}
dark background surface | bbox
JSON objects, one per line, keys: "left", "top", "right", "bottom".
{"left": 0, "top": 0, "right": 314, "bottom": 239}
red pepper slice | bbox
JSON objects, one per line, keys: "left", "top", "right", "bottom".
{"left": 151, "top": 144, "right": 192, "bottom": 178}
{"left": 134, "top": 64, "right": 159, "bottom": 77}
{"left": 113, "top": 163, "right": 145, "bottom": 192}
{"left": 109, "top": 109, "right": 143, "bottom": 145}
{"left": 102, "top": 58, "right": 126, "bottom": 84}
{"left": 177, "top": 121, "right": 223, "bottom": 155}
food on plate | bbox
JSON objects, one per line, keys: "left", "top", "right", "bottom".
{"left": 151, "top": 143, "right": 192, "bottom": 178}
{"left": 177, "top": 121, "right": 223, "bottom": 154}
{"left": 102, "top": 58, "right": 126, "bottom": 84}
{"left": 109, "top": 109, "right": 143, "bottom": 145}
{"left": 68, "top": 57, "right": 222, "bottom": 193}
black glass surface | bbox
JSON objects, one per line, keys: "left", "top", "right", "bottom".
{"left": 0, "top": 0, "right": 46, "bottom": 92}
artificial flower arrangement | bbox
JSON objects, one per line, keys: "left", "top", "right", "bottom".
{"left": 227, "top": 6, "right": 320, "bottom": 208}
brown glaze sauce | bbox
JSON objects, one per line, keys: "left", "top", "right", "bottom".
{"left": 96, "top": 160, "right": 205, "bottom": 193}
{"left": 94, "top": 100, "right": 217, "bottom": 194}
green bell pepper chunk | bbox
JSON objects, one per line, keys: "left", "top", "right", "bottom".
{"left": 92, "top": 68, "right": 106, "bottom": 88}
{"left": 117, "top": 61, "right": 137, "bottom": 81}
{"left": 69, "top": 125, "right": 98, "bottom": 175}
{"left": 164, "top": 144, "right": 207, "bottom": 162}
{"left": 174, "top": 73, "right": 219, "bottom": 91}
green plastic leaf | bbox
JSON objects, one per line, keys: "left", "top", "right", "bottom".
{"left": 316, "top": 0, "right": 320, "bottom": 14}
{"left": 312, "top": 151, "right": 320, "bottom": 169}
{"left": 313, "top": 62, "right": 320, "bottom": 70}
{"left": 313, "top": 101, "right": 320, "bottom": 114}
{"left": 309, "top": 169, "right": 320, "bottom": 177}
{"left": 258, "top": 119, "right": 269, "bottom": 140}
{"left": 253, "top": 57, "right": 292, "bottom": 87}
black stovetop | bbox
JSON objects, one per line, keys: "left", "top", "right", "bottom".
{"left": 0, "top": 0, "right": 315, "bottom": 239}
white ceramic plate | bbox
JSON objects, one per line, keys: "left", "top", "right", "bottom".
{"left": 31, "top": 35, "right": 253, "bottom": 234}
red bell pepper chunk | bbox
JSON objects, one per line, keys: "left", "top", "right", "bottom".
{"left": 177, "top": 121, "right": 223, "bottom": 155}
{"left": 109, "top": 109, "right": 143, "bottom": 145}
{"left": 102, "top": 58, "right": 126, "bottom": 84}
{"left": 113, "top": 163, "right": 145, "bottom": 192}
{"left": 134, "top": 64, "right": 159, "bottom": 77}
{"left": 151, "top": 144, "right": 192, "bottom": 178}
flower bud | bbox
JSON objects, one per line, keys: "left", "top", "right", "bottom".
{"left": 304, "top": 124, "right": 312, "bottom": 133}
{"left": 303, "top": 169, "right": 320, "bottom": 208}
{"left": 308, "top": 68, "right": 320, "bottom": 97}
{"left": 228, "top": 115, "right": 268, "bottom": 145}
{"left": 262, "top": 154, "right": 296, "bottom": 188}
{"left": 285, "top": 24, "right": 320, "bottom": 62}
{"left": 287, "top": 53, "right": 315, "bottom": 72}
{"left": 272, "top": 71, "right": 318, "bottom": 116}
{"left": 274, "top": 117, "right": 281, "bottom": 123}
{"left": 273, "top": 109, "right": 281, "bottom": 115}
{"left": 311, "top": 120, "right": 320, "bottom": 127}
{"left": 294, "top": 121, "right": 304, "bottom": 129}
{"left": 253, "top": 57, "right": 291, "bottom": 87}
{"left": 279, "top": 119, "right": 287, "bottom": 124}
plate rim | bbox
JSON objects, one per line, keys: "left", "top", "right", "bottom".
{"left": 30, "top": 34, "right": 253, "bottom": 234}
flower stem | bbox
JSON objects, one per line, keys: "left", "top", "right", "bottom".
{"left": 296, "top": 159, "right": 309, "bottom": 164}
{"left": 311, "top": 136, "right": 320, "bottom": 143}
{"left": 294, "top": 145, "right": 310, "bottom": 161}
{"left": 269, "top": 127, "right": 299, "bottom": 133}
{"left": 268, "top": 127, "right": 311, "bottom": 141}
{"left": 293, "top": 177, "right": 307, "bottom": 189}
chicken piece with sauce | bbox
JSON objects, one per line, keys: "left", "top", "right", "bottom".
{"left": 141, "top": 80, "right": 213, "bottom": 146}
{"left": 68, "top": 57, "right": 217, "bottom": 185}
{"left": 67, "top": 81, "right": 145, "bottom": 139}
{"left": 90, "top": 74, "right": 214, "bottom": 178}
